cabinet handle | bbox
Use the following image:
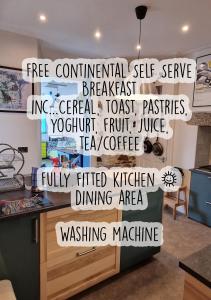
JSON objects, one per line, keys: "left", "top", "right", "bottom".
{"left": 32, "top": 218, "right": 39, "bottom": 244}
{"left": 205, "top": 201, "right": 211, "bottom": 206}
{"left": 77, "top": 247, "right": 96, "bottom": 257}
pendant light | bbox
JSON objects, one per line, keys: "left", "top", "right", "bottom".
{"left": 135, "top": 6, "right": 155, "bottom": 94}
{"left": 135, "top": 5, "right": 148, "bottom": 59}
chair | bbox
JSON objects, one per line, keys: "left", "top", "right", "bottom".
{"left": 164, "top": 167, "right": 189, "bottom": 220}
{"left": 164, "top": 185, "right": 188, "bottom": 220}
{"left": 0, "top": 252, "right": 16, "bottom": 299}
{"left": 0, "top": 280, "right": 16, "bottom": 300}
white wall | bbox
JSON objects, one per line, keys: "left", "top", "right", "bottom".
{"left": 172, "top": 120, "right": 198, "bottom": 169}
{"left": 171, "top": 82, "right": 198, "bottom": 169}
{"left": 136, "top": 82, "right": 199, "bottom": 170}
{"left": 0, "top": 30, "right": 41, "bottom": 174}
{"left": 39, "top": 41, "right": 79, "bottom": 60}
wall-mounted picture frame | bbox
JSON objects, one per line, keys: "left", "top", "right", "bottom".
{"left": 193, "top": 54, "right": 211, "bottom": 107}
{"left": 0, "top": 66, "right": 34, "bottom": 113}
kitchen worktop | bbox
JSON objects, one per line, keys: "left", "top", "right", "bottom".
{"left": 190, "top": 168, "right": 211, "bottom": 176}
{"left": 0, "top": 190, "right": 70, "bottom": 220}
{"left": 179, "top": 245, "right": 211, "bottom": 288}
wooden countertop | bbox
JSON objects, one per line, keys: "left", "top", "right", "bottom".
{"left": 0, "top": 189, "right": 70, "bottom": 221}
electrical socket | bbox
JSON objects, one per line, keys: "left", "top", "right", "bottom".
{"left": 18, "top": 147, "right": 28, "bottom": 153}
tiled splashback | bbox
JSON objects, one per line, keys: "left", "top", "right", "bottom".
{"left": 188, "top": 113, "right": 211, "bottom": 126}
{"left": 96, "top": 155, "right": 136, "bottom": 168}
{"left": 195, "top": 126, "right": 211, "bottom": 167}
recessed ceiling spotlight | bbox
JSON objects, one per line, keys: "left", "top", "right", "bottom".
{"left": 136, "top": 44, "right": 141, "bottom": 50}
{"left": 39, "top": 13, "right": 47, "bottom": 23}
{"left": 181, "top": 24, "right": 189, "bottom": 32}
{"left": 94, "top": 30, "right": 102, "bottom": 39}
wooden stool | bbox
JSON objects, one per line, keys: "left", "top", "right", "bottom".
{"left": 164, "top": 185, "right": 188, "bottom": 220}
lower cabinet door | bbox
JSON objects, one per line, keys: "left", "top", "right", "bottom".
{"left": 120, "top": 189, "right": 163, "bottom": 271}
{"left": 0, "top": 214, "right": 40, "bottom": 300}
{"left": 189, "top": 172, "right": 211, "bottom": 227}
{"left": 40, "top": 208, "right": 120, "bottom": 300}
{"left": 46, "top": 245, "right": 117, "bottom": 300}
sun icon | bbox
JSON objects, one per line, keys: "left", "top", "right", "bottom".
{"left": 161, "top": 171, "right": 177, "bottom": 187}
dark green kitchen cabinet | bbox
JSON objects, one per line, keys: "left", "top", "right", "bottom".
{"left": 189, "top": 171, "right": 211, "bottom": 227}
{"left": 0, "top": 214, "right": 40, "bottom": 300}
{"left": 120, "top": 189, "right": 163, "bottom": 271}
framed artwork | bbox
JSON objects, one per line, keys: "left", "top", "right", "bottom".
{"left": 0, "top": 66, "right": 34, "bottom": 113}
{"left": 193, "top": 54, "right": 211, "bottom": 107}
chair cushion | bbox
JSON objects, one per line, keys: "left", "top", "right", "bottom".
{"left": 0, "top": 280, "right": 16, "bottom": 300}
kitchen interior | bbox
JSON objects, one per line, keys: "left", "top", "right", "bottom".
{"left": 0, "top": 0, "right": 211, "bottom": 300}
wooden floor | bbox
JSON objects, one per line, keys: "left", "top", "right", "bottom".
{"left": 71, "top": 208, "right": 211, "bottom": 300}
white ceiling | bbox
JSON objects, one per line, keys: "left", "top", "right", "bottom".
{"left": 0, "top": 0, "right": 211, "bottom": 58}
